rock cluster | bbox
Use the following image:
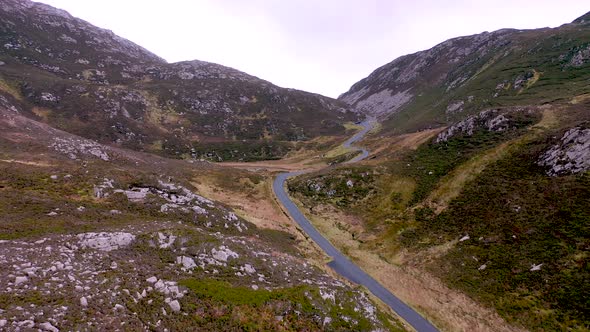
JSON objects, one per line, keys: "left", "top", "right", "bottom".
{"left": 436, "top": 109, "right": 509, "bottom": 143}
{"left": 50, "top": 137, "right": 110, "bottom": 161}
{"left": 538, "top": 126, "right": 590, "bottom": 175}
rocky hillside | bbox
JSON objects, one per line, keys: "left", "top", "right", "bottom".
{"left": 0, "top": 0, "right": 358, "bottom": 161}
{"left": 0, "top": 81, "right": 402, "bottom": 331}
{"left": 340, "top": 11, "right": 590, "bottom": 133}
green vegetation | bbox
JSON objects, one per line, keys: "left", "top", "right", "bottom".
{"left": 181, "top": 279, "right": 313, "bottom": 307}
{"left": 177, "top": 278, "right": 401, "bottom": 331}
{"left": 402, "top": 138, "right": 590, "bottom": 330}
{"left": 288, "top": 107, "right": 589, "bottom": 330}
{"left": 403, "top": 125, "right": 535, "bottom": 204}
{"left": 287, "top": 167, "right": 378, "bottom": 208}
{"left": 188, "top": 140, "right": 292, "bottom": 162}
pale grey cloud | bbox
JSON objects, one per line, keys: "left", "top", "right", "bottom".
{"left": 38, "top": 0, "right": 589, "bottom": 97}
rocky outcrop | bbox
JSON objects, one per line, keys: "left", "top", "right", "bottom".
{"left": 50, "top": 137, "right": 111, "bottom": 161}
{"left": 77, "top": 232, "right": 136, "bottom": 251}
{"left": 538, "top": 127, "right": 590, "bottom": 176}
{"left": 435, "top": 108, "right": 535, "bottom": 143}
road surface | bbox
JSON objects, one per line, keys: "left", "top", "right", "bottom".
{"left": 272, "top": 118, "right": 440, "bottom": 332}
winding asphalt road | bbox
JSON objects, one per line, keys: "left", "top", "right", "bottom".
{"left": 272, "top": 119, "right": 440, "bottom": 332}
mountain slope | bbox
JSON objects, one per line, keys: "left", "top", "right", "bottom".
{"left": 0, "top": 76, "right": 403, "bottom": 331}
{"left": 0, "top": 0, "right": 358, "bottom": 161}
{"left": 340, "top": 12, "right": 590, "bottom": 133}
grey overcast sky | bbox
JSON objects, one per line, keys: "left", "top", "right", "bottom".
{"left": 38, "top": 0, "right": 589, "bottom": 98}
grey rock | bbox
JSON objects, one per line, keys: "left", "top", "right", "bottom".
{"left": 538, "top": 127, "right": 590, "bottom": 176}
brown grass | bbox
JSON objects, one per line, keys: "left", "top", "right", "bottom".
{"left": 192, "top": 170, "right": 293, "bottom": 233}
{"left": 31, "top": 107, "right": 52, "bottom": 121}
{"left": 0, "top": 159, "right": 54, "bottom": 167}
{"left": 570, "top": 93, "right": 590, "bottom": 105}
{"left": 364, "top": 128, "right": 444, "bottom": 164}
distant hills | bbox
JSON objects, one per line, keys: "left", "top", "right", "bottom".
{"left": 0, "top": 0, "right": 358, "bottom": 161}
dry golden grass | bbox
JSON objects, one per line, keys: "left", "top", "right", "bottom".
{"left": 364, "top": 128, "right": 444, "bottom": 164}
{"left": 31, "top": 107, "right": 52, "bottom": 121}
{"left": 192, "top": 170, "right": 292, "bottom": 232}
{"left": 0, "top": 79, "right": 23, "bottom": 101}
{"left": 0, "top": 159, "right": 54, "bottom": 167}
{"left": 570, "top": 93, "right": 590, "bottom": 105}
{"left": 343, "top": 122, "right": 364, "bottom": 131}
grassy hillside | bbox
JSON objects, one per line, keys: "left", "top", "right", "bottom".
{"left": 288, "top": 100, "right": 590, "bottom": 330}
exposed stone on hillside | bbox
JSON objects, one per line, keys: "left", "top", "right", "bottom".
{"left": 50, "top": 137, "right": 110, "bottom": 161}
{"left": 353, "top": 88, "right": 413, "bottom": 116}
{"left": 77, "top": 232, "right": 136, "bottom": 251}
{"left": 0, "top": 0, "right": 165, "bottom": 67}
{"left": 436, "top": 108, "right": 533, "bottom": 143}
{"left": 0, "top": 223, "right": 389, "bottom": 331}
{"left": 538, "top": 126, "right": 590, "bottom": 176}
{"left": 572, "top": 11, "right": 590, "bottom": 25}
{"left": 561, "top": 44, "right": 590, "bottom": 68}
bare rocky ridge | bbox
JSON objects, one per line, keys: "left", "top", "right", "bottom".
{"left": 0, "top": 223, "right": 387, "bottom": 331}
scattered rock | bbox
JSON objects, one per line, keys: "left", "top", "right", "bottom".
{"left": 80, "top": 297, "right": 88, "bottom": 307}
{"left": 241, "top": 264, "right": 256, "bottom": 274}
{"left": 50, "top": 137, "right": 110, "bottom": 161}
{"left": 14, "top": 276, "right": 28, "bottom": 286}
{"left": 39, "top": 321, "right": 59, "bottom": 332}
{"left": 530, "top": 263, "right": 543, "bottom": 271}
{"left": 168, "top": 300, "right": 181, "bottom": 312}
{"left": 211, "top": 246, "right": 239, "bottom": 262}
{"left": 177, "top": 256, "right": 196, "bottom": 270}
{"left": 123, "top": 188, "right": 150, "bottom": 202}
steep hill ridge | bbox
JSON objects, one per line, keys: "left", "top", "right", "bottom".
{"left": 340, "top": 13, "right": 590, "bottom": 133}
